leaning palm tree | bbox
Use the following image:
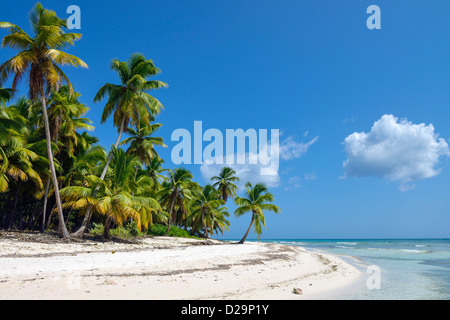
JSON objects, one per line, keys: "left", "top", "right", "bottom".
{"left": 234, "top": 182, "right": 280, "bottom": 244}
{"left": 0, "top": 3, "right": 87, "bottom": 238}
{"left": 31, "top": 86, "right": 94, "bottom": 232}
{"left": 72, "top": 53, "right": 167, "bottom": 237}
{"left": 211, "top": 166, "right": 240, "bottom": 202}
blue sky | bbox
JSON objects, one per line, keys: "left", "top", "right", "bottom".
{"left": 1, "top": 0, "right": 449, "bottom": 239}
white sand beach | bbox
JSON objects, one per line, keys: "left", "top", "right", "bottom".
{"left": 0, "top": 232, "right": 362, "bottom": 300}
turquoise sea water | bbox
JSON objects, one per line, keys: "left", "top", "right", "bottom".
{"left": 254, "top": 239, "right": 450, "bottom": 300}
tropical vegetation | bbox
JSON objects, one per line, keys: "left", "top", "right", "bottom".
{"left": 0, "top": 3, "right": 280, "bottom": 242}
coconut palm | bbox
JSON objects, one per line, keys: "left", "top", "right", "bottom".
{"left": 60, "top": 147, "right": 161, "bottom": 238}
{"left": 234, "top": 182, "right": 280, "bottom": 244}
{"left": 208, "top": 206, "right": 230, "bottom": 237}
{"left": 30, "top": 86, "right": 94, "bottom": 232}
{"left": 72, "top": 53, "right": 167, "bottom": 237}
{"left": 211, "top": 166, "right": 240, "bottom": 202}
{"left": 93, "top": 52, "right": 167, "bottom": 181}
{"left": 0, "top": 102, "right": 44, "bottom": 229}
{"left": 145, "top": 157, "right": 168, "bottom": 186}
{"left": 189, "top": 184, "right": 225, "bottom": 238}
{"left": 0, "top": 86, "right": 12, "bottom": 107}
{"left": 159, "top": 168, "right": 195, "bottom": 236}
{"left": 120, "top": 121, "right": 166, "bottom": 165}
{"left": 0, "top": 3, "right": 88, "bottom": 238}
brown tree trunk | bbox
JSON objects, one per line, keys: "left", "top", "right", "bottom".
{"left": 40, "top": 90, "right": 70, "bottom": 239}
{"left": 164, "top": 195, "right": 176, "bottom": 237}
{"left": 238, "top": 211, "right": 255, "bottom": 244}
{"left": 103, "top": 216, "right": 113, "bottom": 239}
{"left": 40, "top": 177, "right": 50, "bottom": 233}
{"left": 72, "top": 117, "right": 126, "bottom": 238}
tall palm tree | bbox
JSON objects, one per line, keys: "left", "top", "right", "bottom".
{"left": 31, "top": 86, "right": 94, "bottom": 232}
{"left": 159, "top": 168, "right": 195, "bottom": 236}
{"left": 72, "top": 53, "right": 167, "bottom": 237}
{"left": 234, "top": 182, "right": 280, "bottom": 244}
{"left": 0, "top": 3, "right": 87, "bottom": 238}
{"left": 211, "top": 166, "right": 240, "bottom": 202}
{"left": 93, "top": 52, "right": 167, "bottom": 181}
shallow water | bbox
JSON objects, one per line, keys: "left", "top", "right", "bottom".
{"left": 256, "top": 239, "right": 450, "bottom": 300}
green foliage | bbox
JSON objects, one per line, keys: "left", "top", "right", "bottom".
{"left": 126, "top": 221, "right": 141, "bottom": 237}
{"left": 89, "top": 223, "right": 104, "bottom": 237}
{"left": 109, "top": 221, "right": 143, "bottom": 238}
{"left": 148, "top": 223, "right": 196, "bottom": 238}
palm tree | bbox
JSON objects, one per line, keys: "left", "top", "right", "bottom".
{"left": 234, "top": 182, "right": 280, "bottom": 244}
{"left": 93, "top": 52, "right": 167, "bottom": 181}
{"left": 145, "top": 157, "right": 168, "bottom": 187}
{"left": 189, "top": 184, "right": 225, "bottom": 238}
{"left": 211, "top": 166, "right": 240, "bottom": 202}
{"left": 0, "top": 86, "right": 12, "bottom": 107}
{"left": 0, "top": 3, "right": 88, "bottom": 238}
{"left": 208, "top": 206, "right": 230, "bottom": 238}
{"left": 72, "top": 53, "right": 167, "bottom": 237}
{"left": 60, "top": 147, "right": 161, "bottom": 239}
{"left": 159, "top": 168, "right": 195, "bottom": 236}
{"left": 0, "top": 101, "right": 44, "bottom": 229}
{"left": 30, "top": 86, "right": 94, "bottom": 232}
{"left": 120, "top": 121, "right": 166, "bottom": 165}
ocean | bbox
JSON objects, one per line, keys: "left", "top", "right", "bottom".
{"left": 256, "top": 239, "right": 450, "bottom": 300}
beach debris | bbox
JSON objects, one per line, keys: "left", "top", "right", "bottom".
{"left": 112, "top": 251, "right": 116, "bottom": 254}
{"left": 292, "top": 288, "right": 303, "bottom": 295}
{"left": 102, "top": 279, "right": 117, "bottom": 285}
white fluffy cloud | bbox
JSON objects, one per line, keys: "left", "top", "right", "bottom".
{"left": 343, "top": 114, "right": 449, "bottom": 189}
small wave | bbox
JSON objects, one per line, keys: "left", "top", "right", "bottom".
{"left": 335, "top": 245, "right": 354, "bottom": 249}
{"left": 401, "top": 249, "right": 432, "bottom": 254}
{"left": 415, "top": 245, "right": 429, "bottom": 248}
{"left": 366, "top": 247, "right": 432, "bottom": 254}
{"left": 337, "top": 242, "right": 358, "bottom": 245}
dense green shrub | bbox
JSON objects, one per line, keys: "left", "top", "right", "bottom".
{"left": 89, "top": 223, "right": 104, "bottom": 237}
{"left": 110, "top": 221, "right": 143, "bottom": 238}
{"left": 148, "top": 224, "right": 197, "bottom": 238}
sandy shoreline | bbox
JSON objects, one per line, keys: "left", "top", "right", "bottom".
{"left": 0, "top": 232, "right": 362, "bottom": 299}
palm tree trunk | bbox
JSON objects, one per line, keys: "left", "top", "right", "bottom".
{"left": 202, "top": 208, "right": 209, "bottom": 239}
{"left": 72, "top": 117, "right": 126, "bottom": 238}
{"left": 210, "top": 216, "right": 215, "bottom": 239}
{"left": 103, "top": 216, "right": 113, "bottom": 239}
{"left": 238, "top": 211, "right": 255, "bottom": 244}
{"left": 40, "top": 89, "right": 70, "bottom": 239}
{"left": 40, "top": 177, "right": 50, "bottom": 233}
{"left": 164, "top": 196, "right": 176, "bottom": 236}
{"left": 7, "top": 185, "right": 19, "bottom": 230}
